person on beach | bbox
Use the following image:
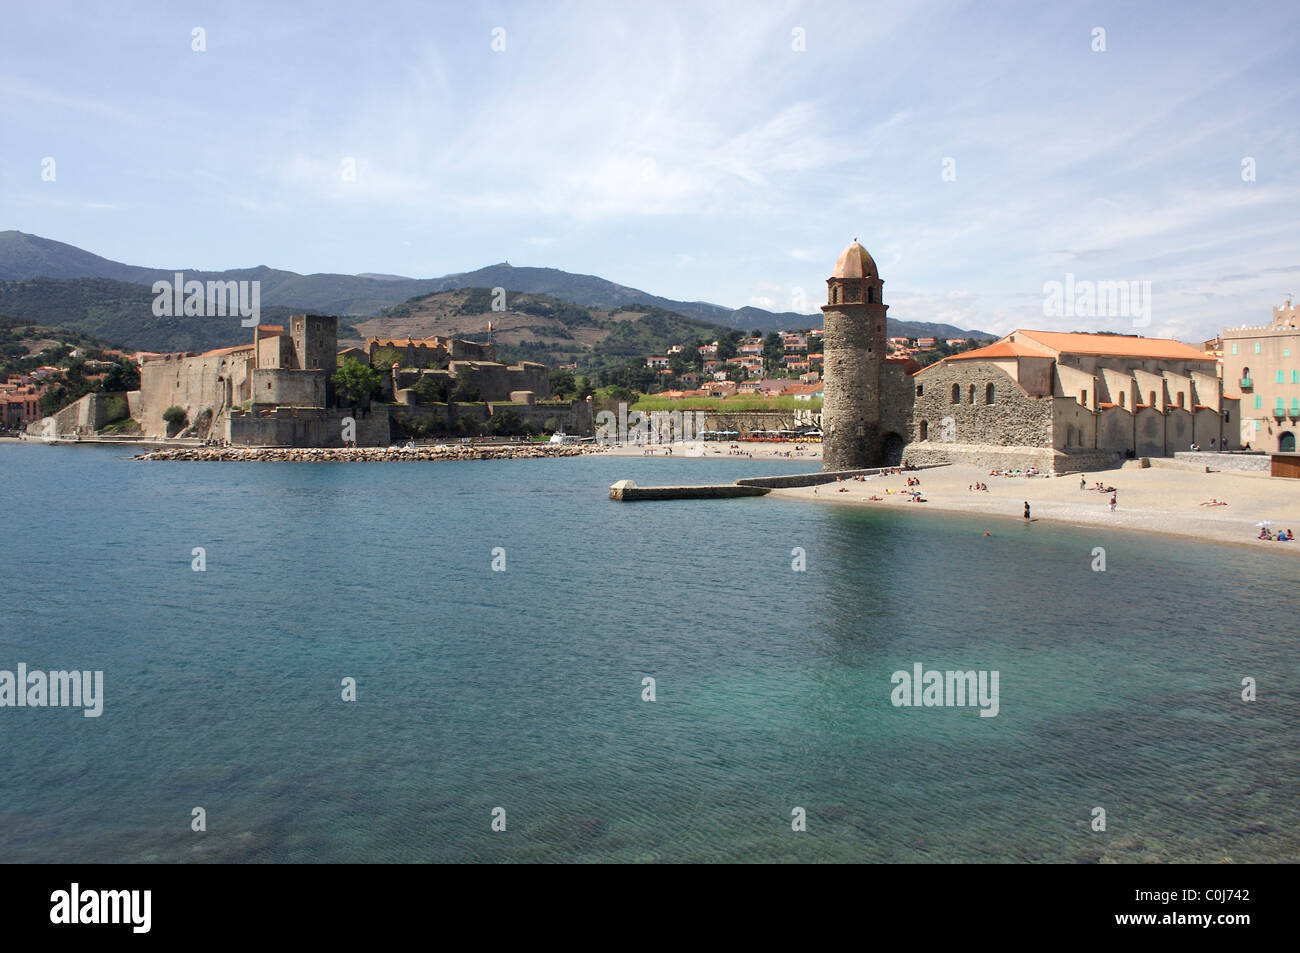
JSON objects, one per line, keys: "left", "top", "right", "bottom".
{"left": 1023, "top": 501, "right": 1031, "bottom": 521}
{"left": 1080, "top": 475, "right": 1086, "bottom": 490}
{"left": 1108, "top": 494, "right": 1117, "bottom": 512}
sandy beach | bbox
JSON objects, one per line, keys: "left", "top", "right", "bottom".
{"left": 771, "top": 462, "right": 1300, "bottom": 551}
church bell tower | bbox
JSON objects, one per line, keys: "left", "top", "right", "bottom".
{"left": 821, "top": 239, "right": 887, "bottom": 471}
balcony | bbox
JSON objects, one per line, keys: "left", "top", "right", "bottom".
{"left": 1239, "top": 376, "right": 1252, "bottom": 388}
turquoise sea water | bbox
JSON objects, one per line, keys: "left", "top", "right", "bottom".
{"left": 0, "top": 443, "right": 1296, "bottom": 863}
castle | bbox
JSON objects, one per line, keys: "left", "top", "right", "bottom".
{"left": 126, "top": 317, "right": 577, "bottom": 446}
{"left": 820, "top": 239, "right": 1240, "bottom": 472}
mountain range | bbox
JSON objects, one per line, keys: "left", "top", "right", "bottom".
{"left": 0, "top": 230, "right": 993, "bottom": 354}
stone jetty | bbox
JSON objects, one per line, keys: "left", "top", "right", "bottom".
{"left": 135, "top": 444, "right": 607, "bottom": 463}
{"left": 609, "top": 479, "right": 770, "bottom": 501}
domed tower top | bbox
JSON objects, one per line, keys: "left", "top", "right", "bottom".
{"left": 825, "top": 238, "right": 885, "bottom": 309}
{"left": 831, "top": 239, "right": 878, "bottom": 279}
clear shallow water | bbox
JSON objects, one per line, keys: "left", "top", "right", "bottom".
{"left": 0, "top": 443, "right": 1296, "bottom": 863}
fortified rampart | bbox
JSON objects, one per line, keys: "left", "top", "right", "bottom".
{"left": 41, "top": 391, "right": 133, "bottom": 436}
{"left": 138, "top": 349, "right": 253, "bottom": 438}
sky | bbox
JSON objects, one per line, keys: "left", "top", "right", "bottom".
{"left": 2, "top": 0, "right": 1297, "bottom": 341}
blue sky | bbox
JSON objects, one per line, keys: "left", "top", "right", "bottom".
{"left": 2, "top": 0, "right": 1297, "bottom": 340}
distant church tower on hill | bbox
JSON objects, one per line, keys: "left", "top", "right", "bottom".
{"left": 822, "top": 239, "right": 890, "bottom": 471}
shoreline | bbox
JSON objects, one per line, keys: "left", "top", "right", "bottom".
{"left": 768, "top": 463, "right": 1300, "bottom": 553}
{"left": 133, "top": 444, "right": 609, "bottom": 462}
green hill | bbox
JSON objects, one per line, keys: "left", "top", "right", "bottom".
{"left": 0, "top": 277, "right": 355, "bottom": 353}
{"left": 354, "top": 288, "right": 736, "bottom": 376}
{"left": 0, "top": 231, "right": 995, "bottom": 339}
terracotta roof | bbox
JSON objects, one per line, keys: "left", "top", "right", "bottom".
{"left": 255, "top": 324, "right": 285, "bottom": 335}
{"left": 1013, "top": 330, "right": 1211, "bottom": 361}
{"left": 946, "top": 339, "right": 1051, "bottom": 361}
{"left": 1098, "top": 402, "right": 1119, "bottom": 409}
{"left": 201, "top": 344, "right": 255, "bottom": 357}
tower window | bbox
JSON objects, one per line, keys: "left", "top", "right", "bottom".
{"left": 919, "top": 420, "right": 929, "bottom": 440}
{"left": 951, "top": 384, "right": 960, "bottom": 403}
{"left": 916, "top": 385, "right": 923, "bottom": 397}
{"left": 968, "top": 384, "right": 975, "bottom": 403}
{"left": 985, "top": 383, "right": 995, "bottom": 404}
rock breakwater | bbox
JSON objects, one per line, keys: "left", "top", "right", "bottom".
{"left": 135, "top": 444, "right": 607, "bottom": 462}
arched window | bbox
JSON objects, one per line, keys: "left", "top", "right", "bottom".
{"left": 919, "top": 420, "right": 929, "bottom": 440}
{"left": 1149, "top": 390, "right": 1157, "bottom": 407}
{"left": 1119, "top": 392, "right": 1125, "bottom": 409}
{"left": 1066, "top": 425, "right": 1075, "bottom": 447}
{"left": 867, "top": 287, "right": 874, "bottom": 303}
{"left": 951, "top": 384, "right": 960, "bottom": 403}
{"left": 831, "top": 286, "right": 838, "bottom": 305}
{"left": 1176, "top": 392, "right": 1184, "bottom": 408}
{"left": 968, "top": 384, "right": 975, "bottom": 403}
{"left": 985, "top": 383, "right": 995, "bottom": 404}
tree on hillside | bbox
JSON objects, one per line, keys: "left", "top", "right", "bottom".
{"left": 411, "top": 373, "right": 449, "bottom": 403}
{"left": 549, "top": 368, "right": 576, "bottom": 398}
{"left": 101, "top": 361, "right": 140, "bottom": 392}
{"left": 333, "top": 357, "right": 382, "bottom": 409}
{"left": 763, "top": 331, "right": 784, "bottom": 376}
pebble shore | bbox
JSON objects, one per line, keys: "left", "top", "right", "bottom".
{"left": 134, "top": 444, "right": 609, "bottom": 462}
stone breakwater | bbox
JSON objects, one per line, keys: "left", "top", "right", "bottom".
{"left": 134, "top": 444, "right": 608, "bottom": 463}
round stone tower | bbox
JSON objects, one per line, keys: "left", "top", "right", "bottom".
{"left": 821, "top": 239, "right": 887, "bottom": 471}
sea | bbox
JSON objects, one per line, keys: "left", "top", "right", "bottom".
{"left": 1, "top": 443, "right": 1296, "bottom": 863}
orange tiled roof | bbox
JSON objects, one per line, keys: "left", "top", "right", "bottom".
{"left": 201, "top": 344, "right": 255, "bottom": 357}
{"left": 946, "top": 339, "right": 1051, "bottom": 361}
{"left": 946, "top": 330, "right": 1213, "bottom": 364}
{"left": 1013, "top": 330, "right": 1211, "bottom": 361}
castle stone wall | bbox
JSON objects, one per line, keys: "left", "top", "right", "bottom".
{"left": 139, "top": 350, "right": 252, "bottom": 438}
{"left": 251, "top": 368, "right": 326, "bottom": 408}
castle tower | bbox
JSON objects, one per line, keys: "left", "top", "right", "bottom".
{"left": 821, "top": 239, "right": 887, "bottom": 471}
{"left": 290, "top": 314, "right": 339, "bottom": 373}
